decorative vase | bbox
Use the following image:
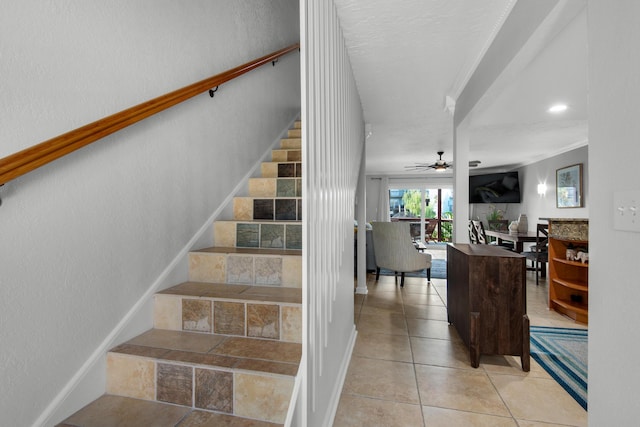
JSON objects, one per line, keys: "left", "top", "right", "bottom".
{"left": 517, "top": 214, "right": 528, "bottom": 233}
{"left": 508, "top": 221, "right": 519, "bottom": 234}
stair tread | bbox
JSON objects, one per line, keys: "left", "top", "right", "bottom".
{"left": 58, "top": 394, "right": 282, "bottom": 427}
{"left": 216, "top": 219, "right": 301, "bottom": 223}
{"left": 159, "top": 282, "right": 301, "bottom": 304}
{"left": 110, "top": 329, "right": 301, "bottom": 376}
{"left": 236, "top": 195, "right": 302, "bottom": 199}
{"left": 192, "top": 246, "right": 301, "bottom": 256}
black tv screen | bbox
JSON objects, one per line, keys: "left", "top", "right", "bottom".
{"left": 469, "top": 171, "right": 521, "bottom": 203}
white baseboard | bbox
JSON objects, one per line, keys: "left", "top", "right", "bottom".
{"left": 322, "top": 325, "right": 358, "bottom": 427}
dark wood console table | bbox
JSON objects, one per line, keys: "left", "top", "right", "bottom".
{"left": 447, "top": 243, "right": 530, "bottom": 371}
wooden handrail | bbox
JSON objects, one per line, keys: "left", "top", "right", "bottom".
{"left": 0, "top": 43, "right": 299, "bottom": 186}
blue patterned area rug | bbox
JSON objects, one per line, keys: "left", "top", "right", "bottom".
{"left": 379, "top": 258, "right": 446, "bottom": 279}
{"left": 530, "top": 326, "right": 588, "bottom": 410}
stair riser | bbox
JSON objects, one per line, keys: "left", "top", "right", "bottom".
{"left": 154, "top": 294, "right": 302, "bottom": 343}
{"left": 280, "top": 138, "right": 301, "bottom": 149}
{"left": 106, "top": 354, "right": 293, "bottom": 424}
{"left": 248, "top": 178, "right": 302, "bottom": 198}
{"left": 233, "top": 197, "right": 302, "bottom": 221}
{"left": 272, "top": 149, "right": 301, "bottom": 162}
{"left": 287, "top": 129, "right": 301, "bottom": 138}
{"left": 261, "top": 162, "right": 302, "bottom": 178}
{"left": 215, "top": 221, "right": 301, "bottom": 250}
{"left": 188, "top": 252, "right": 302, "bottom": 287}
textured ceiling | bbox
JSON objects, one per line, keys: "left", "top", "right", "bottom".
{"left": 334, "top": 0, "right": 588, "bottom": 176}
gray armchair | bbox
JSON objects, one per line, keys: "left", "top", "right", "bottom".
{"left": 371, "top": 222, "right": 432, "bottom": 286}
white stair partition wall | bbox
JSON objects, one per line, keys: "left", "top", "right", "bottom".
{"left": 301, "top": 0, "right": 365, "bottom": 425}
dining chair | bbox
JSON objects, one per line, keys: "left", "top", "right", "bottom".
{"left": 521, "top": 223, "right": 549, "bottom": 285}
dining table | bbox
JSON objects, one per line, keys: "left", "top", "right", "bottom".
{"left": 484, "top": 229, "right": 538, "bottom": 253}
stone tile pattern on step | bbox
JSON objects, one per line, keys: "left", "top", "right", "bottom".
{"left": 188, "top": 251, "right": 302, "bottom": 287}
{"left": 154, "top": 284, "right": 302, "bottom": 342}
{"left": 105, "top": 329, "right": 299, "bottom": 424}
{"left": 214, "top": 301, "right": 245, "bottom": 336}
{"left": 182, "top": 299, "right": 211, "bottom": 333}
{"left": 247, "top": 304, "right": 280, "bottom": 339}
{"left": 195, "top": 368, "right": 233, "bottom": 413}
{"left": 157, "top": 363, "right": 193, "bottom": 406}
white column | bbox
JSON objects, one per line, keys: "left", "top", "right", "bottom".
{"left": 452, "top": 120, "right": 470, "bottom": 243}
{"left": 355, "top": 145, "right": 368, "bottom": 294}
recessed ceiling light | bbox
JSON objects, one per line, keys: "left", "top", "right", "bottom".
{"left": 548, "top": 103, "right": 568, "bottom": 113}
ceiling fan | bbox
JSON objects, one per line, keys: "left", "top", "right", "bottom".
{"left": 405, "top": 151, "right": 481, "bottom": 172}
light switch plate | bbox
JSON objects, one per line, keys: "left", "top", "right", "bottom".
{"left": 614, "top": 190, "right": 640, "bottom": 232}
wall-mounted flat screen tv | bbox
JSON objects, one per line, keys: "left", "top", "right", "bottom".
{"left": 469, "top": 171, "right": 521, "bottom": 203}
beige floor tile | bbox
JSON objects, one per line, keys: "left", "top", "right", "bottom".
{"left": 410, "top": 336, "right": 471, "bottom": 370}
{"left": 489, "top": 374, "right": 587, "bottom": 426}
{"left": 364, "top": 290, "right": 404, "bottom": 304}
{"left": 415, "top": 365, "right": 511, "bottom": 417}
{"left": 343, "top": 356, "right": 420, "bottom": 404}
{"left": 356, "top": 312, "right": 408, "bottom": 336}
{"left": 360, "top": 304, "right": 404, "bottom": 316}
{"left": 422, "top": 405, "right": 518, "bottom": 427}
{"left": 333, "top": 395, "right": 424, "bottom": 427}
{"left": 403, "top": 303, "right": 448, "bottom": 321}
{"left": 406, "top": 318, "right": 456, "bottom": 340}
{"left": 402, "top": 292, "right": 445, "bottom": 306}
{"left": 339, "top": 253, "right": 587, "bottom": 427}
{"left": 400, "top": 282, "right": 437, "bottom": 295}
{"left": 365, "top": 284, "right": 404, "bottom": 294}
{"left": 516, "top": 421, "right": 578, "bottom": 427}
{"left": 481, "top": 355, "right": 551, "bottom": 379}
{"left": 353, "top": 332, "right": 413, "bottom": 363}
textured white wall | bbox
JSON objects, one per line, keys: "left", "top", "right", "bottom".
{"left": 515, "top": 146, "right": 588, "bottom": 229}
{"left": 0, "top": 1, "right": 300, "bottom": 426}
{"left": 588, "top": 1, "right": 640, "bottom": 424}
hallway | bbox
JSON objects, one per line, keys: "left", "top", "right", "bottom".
{"left": 335, "top": 247, "right": 587, "bottom": 426}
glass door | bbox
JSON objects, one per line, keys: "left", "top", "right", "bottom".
{"left": 388, "top": 187, "right": 453, "bottom": 242}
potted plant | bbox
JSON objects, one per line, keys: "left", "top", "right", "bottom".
{"left": 486, "top": 205, "right": 507, "bottom": 231}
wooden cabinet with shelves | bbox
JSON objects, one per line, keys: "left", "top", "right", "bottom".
{"left": 547, "top": 219, "right": 589, "bottom": 324}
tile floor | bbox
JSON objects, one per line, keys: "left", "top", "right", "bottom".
{"left": 335, "top": 247, "right": 588, "bottom": 427}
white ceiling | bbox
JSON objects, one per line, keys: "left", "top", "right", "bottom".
{"left": 334, "top": 0, "right": 588, "bottom": 176}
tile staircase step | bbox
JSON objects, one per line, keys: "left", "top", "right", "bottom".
{"left": 57, "top": 394, "right": 283, "bottom": 427}
{"left": 271, "top": 148, "right": 301, "bottom": 162}
{"left": 248, "top": 177, "right": 302, "bottom": 198}
{"left": 233, "top": 196, "right": 301, "bottom": 221}
{"left": 279, "top": 137, "right": 301, "bottom": 149}
{"left": 293, "top": 120, "right": 301, "bottom": 129}
{"left": 154, "top": 282, "right": 301, "bottom": 342}
{"left": 105, "top": 329, "right": 300, "bottom": 424}
{"left": 214, "top": 220, "right": 301, "bottom": 249}
{"left": 261, "top": 161, "right": 302, "bottom": 178}
{"left": 188, "top": 247, "right": 302, "bottom": 288}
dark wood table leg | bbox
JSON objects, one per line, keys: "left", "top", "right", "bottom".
{"left": 522, "top": 314, "right": 530, "bottom": 372}
{"left": 470, "top": 312, "right": 480, "bottom": 368}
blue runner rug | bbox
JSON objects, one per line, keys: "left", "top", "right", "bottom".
{"left": 530, "top": 326, "right": 588, "bottom": 410}
{"left": 379, "top": 258, "right": 446, "bottom": 279}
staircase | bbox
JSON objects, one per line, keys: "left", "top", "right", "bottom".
{"left": 58, "top": 121, "right": 303, "bottom": 427}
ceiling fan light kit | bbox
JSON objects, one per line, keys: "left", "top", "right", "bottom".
{"left": 405, "top": 151, "right": 481, "bottom": 172}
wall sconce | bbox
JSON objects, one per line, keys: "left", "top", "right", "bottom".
{"left": 537, "top": 183, "right": 547, "bottom": 196}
